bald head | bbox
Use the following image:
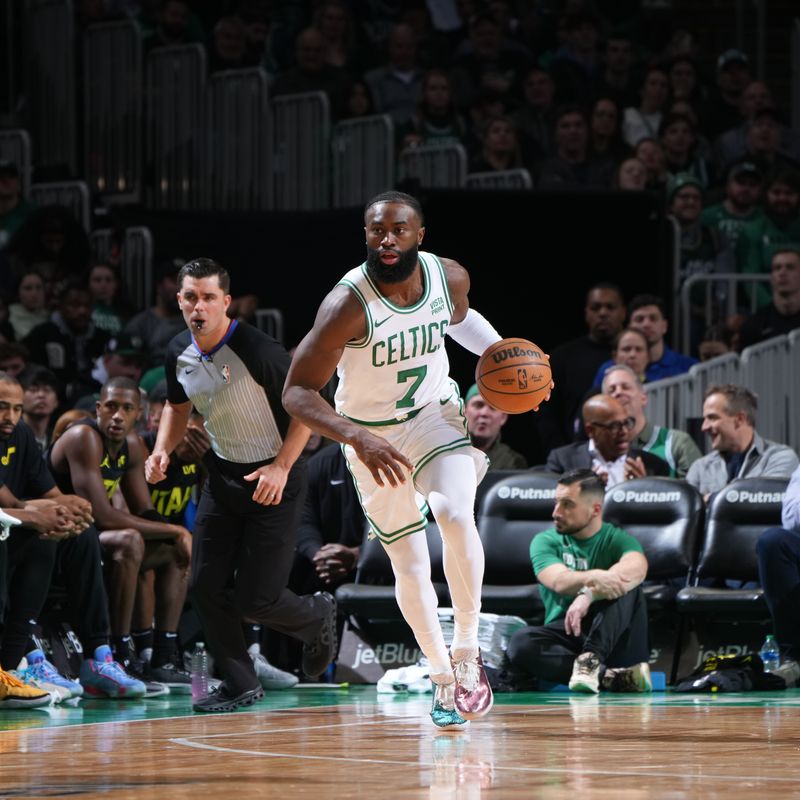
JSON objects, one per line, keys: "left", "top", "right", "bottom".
{"left": 583, "top": 393, "right": 634, "bottom": 460}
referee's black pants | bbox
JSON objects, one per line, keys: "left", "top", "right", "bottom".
{"left": 506, "top": 586, "right": 649, "bottom": 686}
{"left": 190, "top": 455, "right": 324, "bottom": 694}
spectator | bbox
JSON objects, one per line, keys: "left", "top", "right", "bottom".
{"left": 124, "top": 258, "right": 185, "bottom": 369}
{"left": 463, "top": 384, "right": 527, "bottom": 470}
{"left": 8, "top": 269, "right": 48, "bottom": 341}
{"left": 701, "top": 159, "right": 765, "bottom": 253}
{"left": 0, "top": 161, "right": 35, "bottom": 252}
{"left": 622, "top": 66, "right": 669, "bottom": 148}
{"left": 593, "top": 33, "right": 637, "bottom": 109}
{"left": 271, "top": 27, "right": 352, "bottom": 121}
{"left": 23, "top": 280, "right": 110, "bottom": 410}
{"left": 546, "top": 394, "right": 670, "bottom": 487}
{"left": 506, "top": 469, "right": 652, "bottom": 694}
{"left": 208, "top": 15, "right": 247, "bottom": 73}
{"left": 364, "top": 23, "right": 424, "bottom": 129}
{"left": 602, "top": 364, "right": 702, "bottom": 478}
{"left": 538, "top": 105, "right": 615, "bottom": 189}
{"left": 589, "top": 96, "right": 627, "bottom": 165}
{"left": 143, "top": 0, "right": 200, "bottom": 53}
{"left": 634, "top": 137, "right": 668, "bottom": 193}
{"left": 737, "top": 168, "right": 800, "bottom": 308}
{"left": 311, "top": 0, "right": 360, "bottom": 74}
{"left": 713, "top": 80, "right": 775, "bottom": 173}
{"left": 87, "top": 262, "right": 133, "bottom": 336}
{"left": 697, "top": 322, "right": 736, "bottom": 361}
{"left": 343, "top": 79, "right": 374, "bottom": 119}
{"left": 686, "top": 383, "right": 799, "bottom": 497}
{"left": 615, "top": 157, "right": 648, "bottom": 191}
{"left": 537, "top": 283, "right": 626, "bottom": 452}
{"left": 20, "top": 367, "right": 60, "bottom": 452}
{"left": 0, "top": 342, "right": 30, "bottom": 377}
{"left": 701, "top": 48, "right": 753, "bottom": 140}
{"left": 738, "top": 246, "right": 800, "bottom": 349}
{"left": 51, "top": 408, "right": 92, "bottom": 443}
{"left": 469, "top": 115, "right": 523, "bottom": 173}
{"left": 402, "top": 69, "right": 467, "bottom": 150}
{"left": 668, "top": 55, "right": 704, "bottom": 108}
{"left": 511, "top": 67, "right": 556, "bottom": 166}
{"left": 741, "top": 107, "right": 800, "bottom": 174}
{"left": 606, "top": 327, "right": 650, "bottom": 384}
{"left": 548, "top": 12, "right": 601, "bottom": 105}
{"left": 660, "top": 112, "right": 711, "bottom": 187}
{"left": 240, "top": 4, "right": 280, "bottom": 77}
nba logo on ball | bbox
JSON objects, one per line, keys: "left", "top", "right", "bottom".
{"left": 476, "top": 338, "right": 552, "bottom": 414}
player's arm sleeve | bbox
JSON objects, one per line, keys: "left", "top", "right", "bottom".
{"left": 446, "top": 309, "right": 502, "bottom": 356}
{"left": 530, "top": 533, "right": 562, "bottom": 577}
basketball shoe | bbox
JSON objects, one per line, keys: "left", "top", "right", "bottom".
{"left": 302, "top": 592, "right": 338, "bottom": 678}
{"left": 21, "top": 650, "right": 84, "bottom": 700}
{"left": 430, "top": 679, "right": 469, "bottom": 731}
{"left": 601, "top": 662, "right": 652, "bottom": 693}
{"left": 0, "top": 666, "right": 51, "bottom": 708}
{"left": 452, "top": 649, "right": 493, "bottom": 720}
{"left": 79, "top": 645, "right": 147, "bottom": 699}
{"left": 193, "top": 683, "right": 264, "bottom": 713}
{"left": 569, "top": 652, "right": 602, "bottom": 694}
{"left": 250, "top": 651, "right": 299, "bottom": 690}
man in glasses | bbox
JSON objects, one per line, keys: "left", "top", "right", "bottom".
{"left": 545, "top": 394, "right": 670, "bottom": 487}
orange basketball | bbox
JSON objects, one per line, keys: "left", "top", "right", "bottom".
{"left": 475, "top": 338, "right": 552, "bottom": 414}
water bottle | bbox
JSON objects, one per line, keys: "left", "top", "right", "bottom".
{"left": 191, "top": 642, "right": 209, "bottom": 702}
{"left": 759, "top": 634, "right": 780, "bottom": 672}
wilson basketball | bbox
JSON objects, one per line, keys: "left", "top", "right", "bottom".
{"left": 475, "top": 338, "right": 552, "bottom": 414}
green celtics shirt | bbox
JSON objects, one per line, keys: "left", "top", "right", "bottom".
{"left": 701, "top": 203, "right": 764, "bottom": 252}
{"left": 531, "top": 522, "right": 643, "bottom": 624}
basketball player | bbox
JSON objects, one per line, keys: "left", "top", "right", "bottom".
{"left": 284, "top": 191, "right": 549, "bottom": 730}
{"left": 145, "top": 258, "right": 337, "bottom": 713}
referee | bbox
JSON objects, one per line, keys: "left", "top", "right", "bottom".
{"left": 145, "top": 258, "right": 336, "bottom": 713}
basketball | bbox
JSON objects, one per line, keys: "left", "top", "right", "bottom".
{"left": 475, "top": 338, "right": 552, "bottom": 414}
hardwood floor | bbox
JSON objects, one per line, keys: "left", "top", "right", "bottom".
{"left": 1, "top": 688, "right": 799, "bottom": 798}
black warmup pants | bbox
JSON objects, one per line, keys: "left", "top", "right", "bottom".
{"left": 190, "top": 455, "right": 323, "bottom": 694}
{"left": 506, "top": 586, "right": 650, "bottom": 686}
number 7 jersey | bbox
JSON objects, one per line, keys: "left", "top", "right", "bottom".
{"left": 334, "top": 252, "right": 455, "bottom": 426}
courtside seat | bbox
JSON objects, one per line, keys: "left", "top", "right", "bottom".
{"left": 675, "top": 477, "right": 789, "bottom": 618}
{"left": 602, "top": 478, "right": 705, "bottom": 611}
{"left": 335, "top": 522, "right": 449, "bottom": 619}
{"left": 476, "top": 472, "right": 561, "bottom": 620}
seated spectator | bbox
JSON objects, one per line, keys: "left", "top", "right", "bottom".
{"left": 342, "top": 80, "right": 374, "bottom": 119}
{"left": 312, "top": 1, "right": 360, "bottom": 74}
{"left": 602, "top": 364, "right": 702, "bottom": 478}
{"left": 605, "top": 327, "right": 650, "bottom": 385}
{"left": 240, "top": 3, "right": 280, "bottom": 78}
{"left": 756, "top": 463, "right": 800, "bottom": 674}
{"left": 0, "top": 161, "right": 35, "bottom": 252}
{"left": 464, "top": 384, "right": 527, "bottom": 470}
{"left": 20, "top": 367, "right": 60, "bottom": 452}
{"left": 469, "top": 116, "right": 524, "bottom": 174}
{"left": 538, "top": 105, "right": 615, "bottom": 190}
{"left": 701, "top": 159, "right": 765, "bottom": 252}
{"left": 712, "top": 80, "right": 775, "bottom": 173}
{"left": 87, "top": 262, "right": 133, "bottom": 336}
{"left": 142, "top": 0, "right": 199, "bottom": 53}
{"left": 546, "top": 394, "right": 670, "bottom": 487}
{"left": 506, "top": 469, "right": 652, "bottom": 693}
{"left": 737, "top": 168, "right": 800, "bottom": 308}
{"left": 738, "top": 246, "right": 800, "bottom": 349}
{"left": 701, "top": 49, "right": 752, "bottom": 141}
{"left": 687, "top": 383, "right": 799, "bottom": 497}
{"left": 547, "top": 12, "right": 601, "bottom": 105}
{"left": 589, "top": 96, "right": 627, "bottom": 165}
{"left": 740, "top": 107, "right": 800, "bottom": 175}
{"left": 402, "top": 69, "right": 467, "bottom": 150}
{"left": 208, "top": 15, "right": 248, "bottom": 73}
{"left": 634, "top": 137, "right": 669, "bottom": 194}
{"left": 74, "top": 332, "right": 148, "bottom": 411}
{"left": 0, "top": 342, "right": 31, "bottom": 377}
{"left": 48, "top": 377, "right": 193, "bottom": 690}
{"left": 622, "top": 66, "right": 669, "bottom": 148}
{"left": 668, "top": 55, "right": 705, "bottom": 109}
{"left": 668, "top": 99, "right": 713, "bottom": 164}
{"left": 592, "top": 33, "right": 638, "bottom": 110}
{"left": 697, "top": 322, "right": 736, "bottom": 361}
{"left": 660, "top": 113, "right": 711, "bottom": 187}
{"left": 615, "top": 157, "right": 648, "bottom": 191}
{"left": 8, "top": 269, "right": 48, "bottom": 341}
{"left": 23, "top": 280, "right": 110, "bottom": 410}
{"left": 511, "top": 67, "right": 556, "bottom": 167}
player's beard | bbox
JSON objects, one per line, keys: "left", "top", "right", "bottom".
{"left": 365, "top": 245, "right": 419, "bottom": 284}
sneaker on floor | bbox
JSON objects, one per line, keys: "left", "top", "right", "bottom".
{"left": 302, "top": 591, "right": 338, "bottom": 679}
{"left": 569, "top": 652, "right": 602, "bottom": 694}
{"left": 452, "top": 649, "right": 493, "bottom": 720}
{"left": 22, "top": 649, "right": 83, "bottom": 700}
{"left": 115, "top": 644, "right": 170, "bottom": 698}
{"left": 147, "top": 660, "right": 192, "bottom": 695}
{"left": 251, "top": 652, "right": 299, "bottom": 690}
{"left": 193, "top": 683, "right": 264, "bottom": 713}
{"left": 601, "top": 662, "right": 652, "bottom": 693}
{"left": 430, "top": 679, "right": 469, "bottom": 732}
{"left": 0, "top": 666, "right": 51, "bottom": 708}
{"left": 79, "top": 645, "right": 147, "bottom": 699}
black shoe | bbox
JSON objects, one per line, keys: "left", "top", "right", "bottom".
{"left": 147, "top": 660, "right": 193, "bottom": 694}
{"left": 116, "top": 642, "right": 169, "bottom": 698}
{"left": 302, "top": 591, "right": 337, "bottom": 678}
{"left": 192, "top": 683, "right": 264, "bottom": 713}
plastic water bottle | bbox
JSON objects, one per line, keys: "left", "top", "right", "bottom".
{"left": 759, "top": 634, "right": 780, "bottom": 672}
{"left": 191, "top": 642, "right": 209, "bottom": 702}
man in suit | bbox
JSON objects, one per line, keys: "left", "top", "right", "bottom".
{"left": 546, "top": 394, "right": 670, "bottom": 487}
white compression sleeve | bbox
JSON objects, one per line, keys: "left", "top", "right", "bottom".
{"left": 446, "top": 309, "right": 502, "bottom": 356}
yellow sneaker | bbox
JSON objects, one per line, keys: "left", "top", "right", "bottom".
{"left": 0, "top": 666, "right": 51, "bottom": 708}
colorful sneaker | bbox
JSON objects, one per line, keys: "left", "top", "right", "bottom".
{"left": 302, "top": 592, "right": 338, "bottom": 678}
{"left": 452, "top": 649, "right": 493, "bottom": 720}
{"left": 601, "top": 662, "right": 653, "bottom": 693}
{"left": 192, "top": 683, "right": 264, "bottom": 713}
{"left": 569, "top": 652, "right": 601, "bottom": 694}
{"left": 251, "top": 651, "right": 299, "bottom": 690}
{"left": 79, "top": 645, "right": 147, "bottom": 699}
{"left": 0, "top": 666, "right": 51, "bottom": 708}
{"left": 115, "top": 643, "right": 169, "bottom": 698}
{"left": 22, "top": 650, "right": 83, "bottom": 700}
{"left": 430, "top": 679, "right": 469, "bottom": 732}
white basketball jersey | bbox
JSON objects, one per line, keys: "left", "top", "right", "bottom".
{"left": 335, "top": 252, "right": 455, "bottom": 425}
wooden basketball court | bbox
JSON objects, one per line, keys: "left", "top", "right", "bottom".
{"left": 1, "top": 686, "right": 799, "bottom": 798}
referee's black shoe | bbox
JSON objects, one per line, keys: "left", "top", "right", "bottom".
{"left": 302, "top": 592, "right": 338, "bottom": 678}
{"left": 192, "top": 683, "right": 264, "bottom": 713}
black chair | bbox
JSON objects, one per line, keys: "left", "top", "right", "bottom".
{"left": 476, "top": 472, "right": 561, "bottom": 620}
{"left": 335, "top": 521, "right": 449, "bottom": 620}
{"left": 602, "top": 477, "right": 705, "bottom": 611}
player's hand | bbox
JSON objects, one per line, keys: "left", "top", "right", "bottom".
{"left": 56, "top": 494, "right": 94, "bottom": 527}
{"left": 351, "top": 430, "right": 413, "bottom": 488}
{"left": 564, "top": 593, "right": 591, "bottom": 637}
{"left": 624, "top": 456, "right": 646, "bottom": 480}
{"left": 313, "top": 543, "right": 358, "bottom": 582}
{"left": 591, "top": 465, "right": 609, "bottom": 486}
{"left": 243, "top": 462, "right": 289, "bottom": 505}
{"left": 586, "top": 571, "right": 629, "bottom": 600}
{"left": 33, "top": 505, "right": 75, "bottom": 538}
{"left": 531, "top": 378, "right": 555, "bottom": 412}
{"left": 145, "top": 451, "right": 170, "bottom": 483}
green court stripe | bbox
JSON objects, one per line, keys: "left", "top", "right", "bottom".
{"left": 339, "top": 279, "right": 372, "bottom": 348}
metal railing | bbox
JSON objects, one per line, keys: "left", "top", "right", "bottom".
{"left": 740, "top": 335, "right": 791, "bottom": 445}
{"left": 0, "top": 128, "right": 32, "bottom": 196}
{"left": 332, "top": 114, "right": 394, "bottom": 209}
{"left": 397, "top": 142, "right": 467, "bottom": 189}
{"left": 466, "top": 169, "right": 533, "bottom": 190}
{"left": 255, "top": 308, "right": 284, "bottom": 344}
{"left": 29, "top": 181, "right": 91, "bottom": 231}
{"left": 685, "top": 352, "right": 741, "bottom": 417}
{"left": 641, "top": 373, "right": 693, "bottom": 431}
